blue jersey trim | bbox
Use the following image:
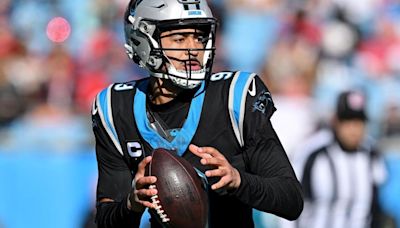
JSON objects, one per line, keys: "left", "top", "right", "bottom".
{"left": 228, "top": 72, "right": 256, "bottom": 147}
{"left": 134, "top": 81, "right": 205, "bottom": 156}
{"left": 98, "top": 88, "right": 118, "bottom": 140}
{"left": 96, "top": 84, "right": 123, "bottom": 154}
{"left": 232, "top": 72, "right": 252, "bottom": 126}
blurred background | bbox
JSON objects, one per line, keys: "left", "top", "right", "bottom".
{"left": 0, "top": 0, "right": 400, "bottom": 227}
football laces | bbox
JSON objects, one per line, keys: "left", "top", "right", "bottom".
{"left": 149, "top": 184, "right": 170, "bottom": 223}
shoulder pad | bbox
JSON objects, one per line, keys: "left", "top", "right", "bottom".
{"left": 227, "top": 71, "right": 257, "bottom": 147}
{"left": 94, "top": 84, "right": 123, "bottom": 155}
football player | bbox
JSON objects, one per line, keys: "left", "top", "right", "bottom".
{"left": 92, "top": 0, "right": 303, "bottom": 227}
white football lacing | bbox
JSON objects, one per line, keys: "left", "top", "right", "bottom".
{"left": 149, "top": 184, "right": 170, "bottom": 223}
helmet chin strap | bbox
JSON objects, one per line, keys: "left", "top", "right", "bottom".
{"left": 147, "top": 77, "right": 183, "bottom": 104}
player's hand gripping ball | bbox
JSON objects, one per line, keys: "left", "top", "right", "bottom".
{"left": 146, "top": 148, "right": 208, "bottom": 228}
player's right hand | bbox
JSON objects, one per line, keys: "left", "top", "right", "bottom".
{"left": 128, "top": 156, "right": 158, "bottom": 212}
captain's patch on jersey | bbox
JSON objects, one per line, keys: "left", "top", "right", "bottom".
{"left": 127, "top": 141, "right": 143, "bottom": 158}
{"left": 252, "top": 90, "right": 273, "bottom": 115}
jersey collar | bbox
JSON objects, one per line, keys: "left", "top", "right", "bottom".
{"left": 133, "top": 80, "right": 205, "bottom": 156}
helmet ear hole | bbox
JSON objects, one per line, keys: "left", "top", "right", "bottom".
{"left": 148, "top": 56, "right": 162, "bottom": 69}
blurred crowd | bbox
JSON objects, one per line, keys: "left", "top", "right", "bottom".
{"left": 1, "top": 0, "right": 400, "bottom": 227}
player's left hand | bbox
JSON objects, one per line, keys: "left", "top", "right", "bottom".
{"left": 189, "top": 144, "right": 241, "bottom": 191}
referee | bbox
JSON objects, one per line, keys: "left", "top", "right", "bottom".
{"left": 288, "top": 90, "right": 387, "bottom": 228}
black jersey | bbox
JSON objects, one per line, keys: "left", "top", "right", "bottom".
{"left": 92, "top": 71, "right": 303, "bottom": 228}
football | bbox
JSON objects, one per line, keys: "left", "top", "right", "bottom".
{"left": 147, "top": 148, "right": 208, "bottom": 228}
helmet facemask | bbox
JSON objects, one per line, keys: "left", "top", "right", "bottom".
{"left": 153, "top": 19, "right": 217, "bottom": 89}
{"left": 124, "top": 0, "right": 217, "bottom": 89}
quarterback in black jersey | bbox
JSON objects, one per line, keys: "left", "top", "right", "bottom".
{"left": 91, "top": 0, "right": 303, "bottom": 227}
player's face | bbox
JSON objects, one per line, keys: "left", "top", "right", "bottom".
{"left": 335, "top": 119, "right": 366, "bottom": 151}
{"left": 160, "top": 28, "right": 205, "bottom": 72}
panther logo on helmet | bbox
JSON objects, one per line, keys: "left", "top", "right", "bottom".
{"left": 124, "top": 0, "right": 217, "bottom": 89}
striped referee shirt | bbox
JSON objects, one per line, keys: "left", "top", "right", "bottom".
{"left": 290, "top": 129, "right": 386, "bottom": 228}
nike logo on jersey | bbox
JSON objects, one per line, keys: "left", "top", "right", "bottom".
{"left": 248, "top": 78, "right": 256, "bottom": 97}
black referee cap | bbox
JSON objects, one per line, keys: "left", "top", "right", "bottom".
{"left": 336, "top": 90, "right": 368, "bottom": 121}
